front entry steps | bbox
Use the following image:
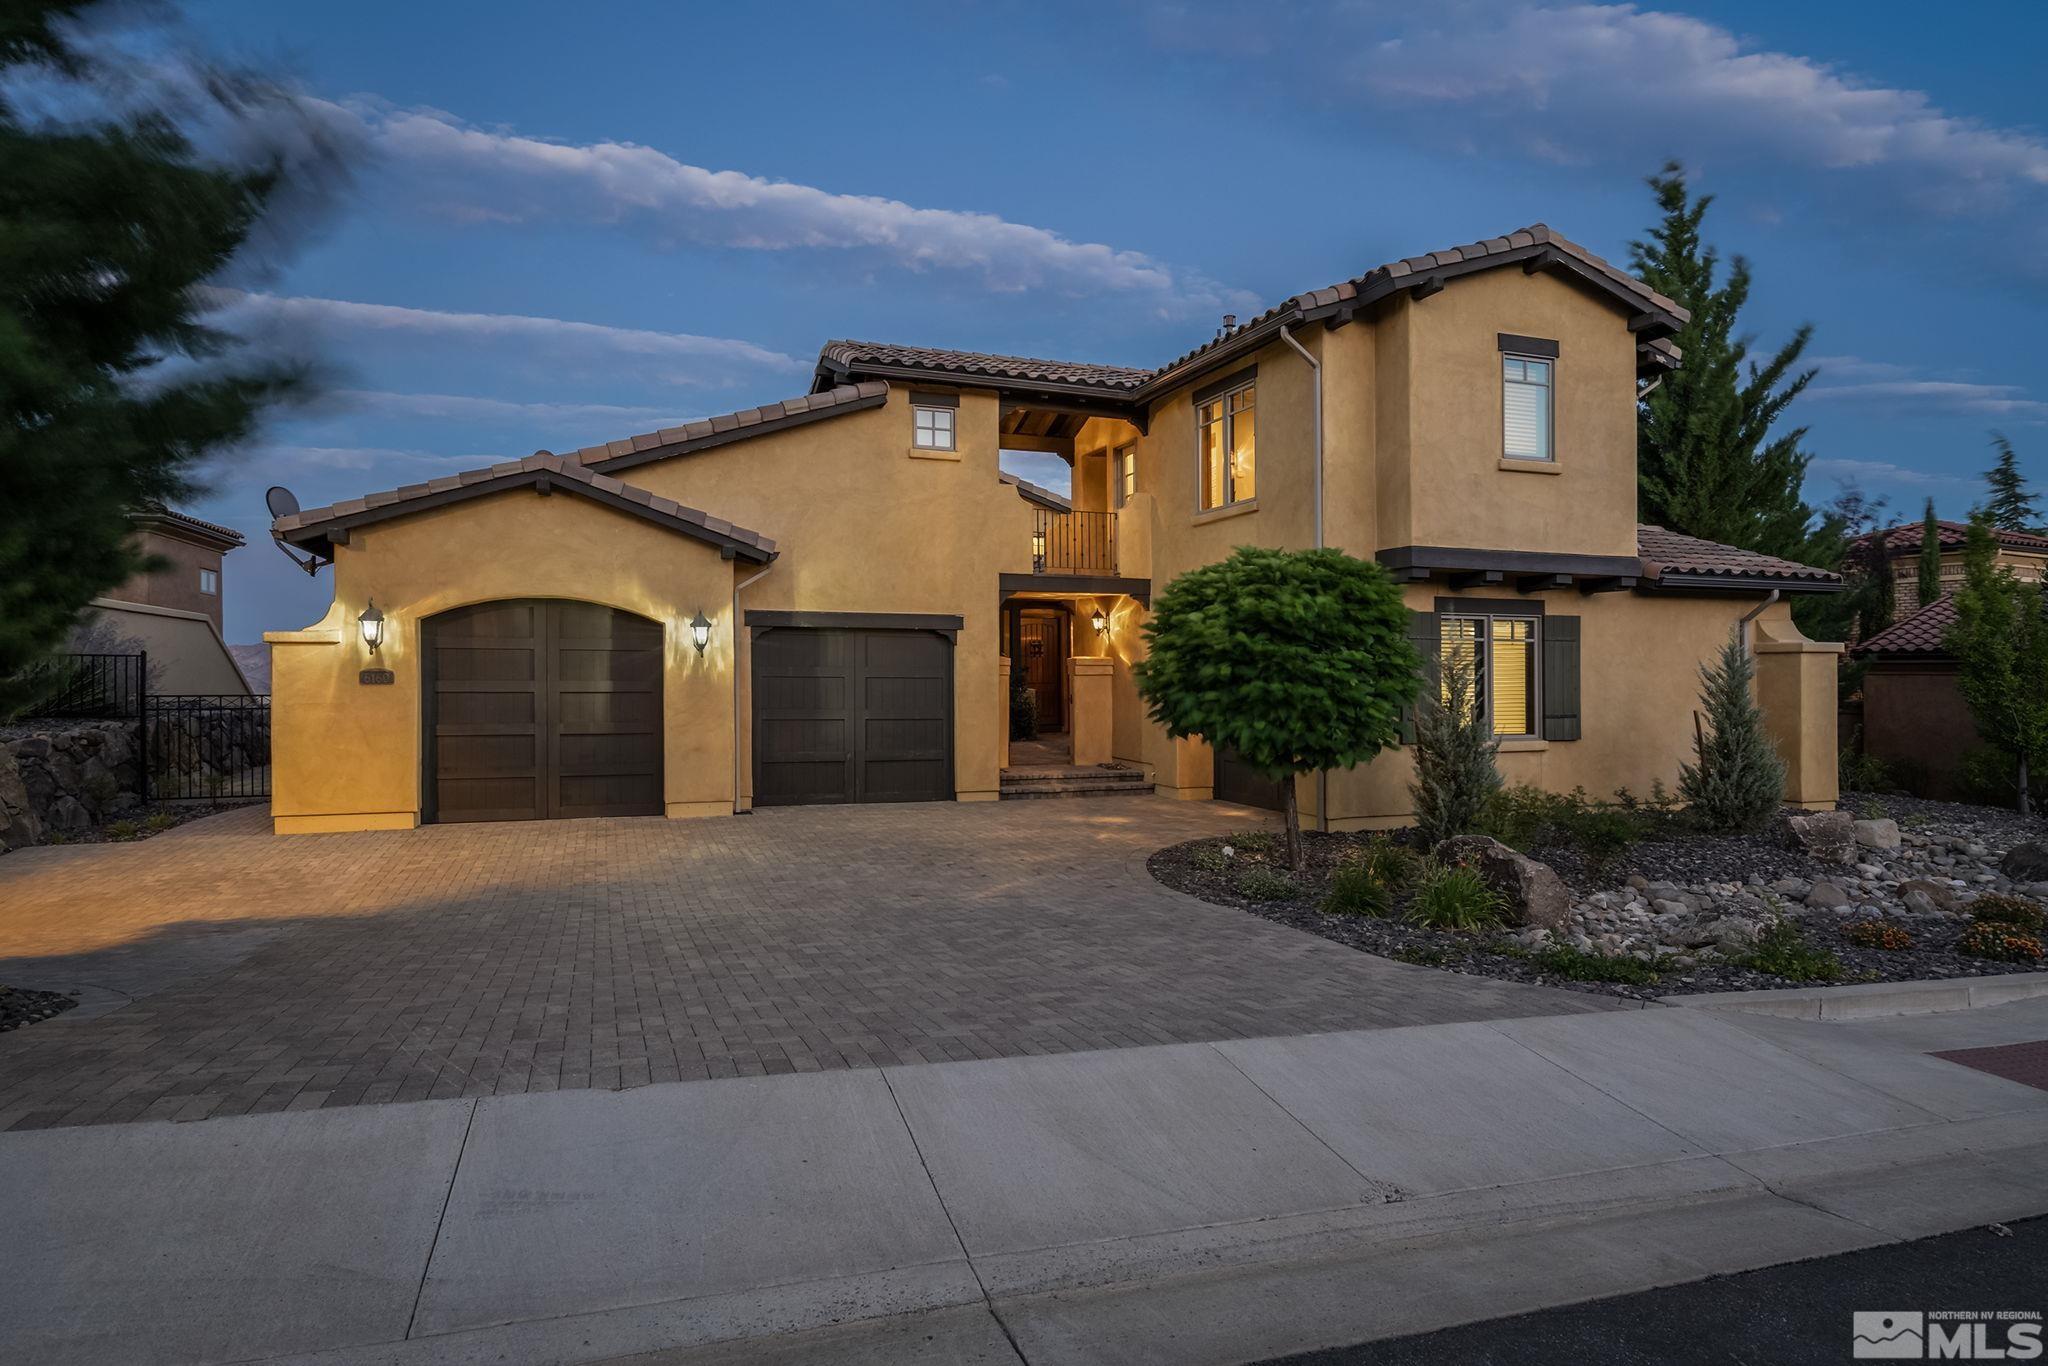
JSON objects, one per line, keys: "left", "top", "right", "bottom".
{"left": 1000, "top": 763, "right": 1153, "bottom": 800}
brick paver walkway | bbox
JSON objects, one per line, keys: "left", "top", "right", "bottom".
{"left": 0, "top": 798, "right": 1620, "bottom": 1129}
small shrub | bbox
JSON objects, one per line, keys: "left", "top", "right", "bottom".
{"left": 1229, "top": 830, "right": 1278, "bottom": 857}
{"left": 1957, "top": 921, "right": 2046, "bottom": 963}
{"left": 144, "top": 811, "right": 175, "bottom": 832}
{"left": 1838, "top": 745, "right": 1894, "bottom": 793}
{"left": 1358, "top": 835, "right": 1418, "bottom": 891}
{"left": 105, "top": 819, "right": 139, "bottom": 840}
{"left": 1852, "top": 797, "right": 1890, "bottom": 822}
{"left": 1531, "top": 944, "right": 1662, "bottom": 985}
{"left": 1843, "top": 919, "right": 1914, "bottom": 951}
{"left": 1406, "top": 860, "right": 1505, "bottom": 932}
{"left": 43, "top": 831, "right": 67, "bottom": 845}
{"left": 1410, "top": 649, "right": 1503, "bottom": 845}
{"left": 1237, "top": 868, "right": 1301, "bottom": 902}
{"left": 1679, "top": 628, "right": 1787, "bottom": 833}
{"left": 1739, "top": 921, "right": 1844, "bottom": 982}
{"left": 1560, "top": 801, "right": 1644, "bottom": 875}
{"left": 1476, "top": 784, "right": 1566, "bottom": 851}
{"left": 1393, "top": 945, "right": 1449, "bottom": 967}
{"left": 1190, "top": 844, "right": 1228, "bottom": 874}
{"left": 1323, "top": 863, "right": 1392, "bottom": 917}
{"left": 1968, "top": 894, "right": 2046, "bottom": 933}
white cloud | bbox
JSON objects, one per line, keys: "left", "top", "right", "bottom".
{"left": 1806, "top": 457, "right": 1974, "bottom": 490}
{"left": 326, "top": 101, "right": 1251, "bottom": 313}
{"left": 1156, "top": 3, "right": 2048, "bottom": 215}
{"left": 1805, "top": 379, "right": 2048, "bottom": 422}
{"left": 240, "top": 444, "right": 493, "bottom": 473}
{"left": 323, "top": 389, "right": 693, "bottom": 427}
{"left": 206, "top": 290, "right": 798, "bottom": 387}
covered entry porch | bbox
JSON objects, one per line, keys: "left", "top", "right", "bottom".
{"left": 998, "top": 584, "right": 1150, "bottom": 799}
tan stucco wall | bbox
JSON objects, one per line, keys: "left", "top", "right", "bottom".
{"left": 622, "top": 388, "right": 1025, "bottom": 804}
{"left": 116, "top": 529, "right": 229, "bottom": 630}
{"left": 87, "top": 598, "right": 250, "bottom": 696}
{"left": 266, "top": 491, "right": 741, "bottom": 833}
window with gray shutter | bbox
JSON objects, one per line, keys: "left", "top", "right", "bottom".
{"left": 1541, "top": 614, "right": 1581, "bottom": 741}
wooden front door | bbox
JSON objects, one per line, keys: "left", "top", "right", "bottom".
{"left": 1017, "top": 609, "right": 1067, "bottom": 733}
{"left": 424, "top": 600, "right": 664, "bottom": 822}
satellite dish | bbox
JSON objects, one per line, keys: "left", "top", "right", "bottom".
{"left": 265, "top": 485, "right": 301, "bottom": 520}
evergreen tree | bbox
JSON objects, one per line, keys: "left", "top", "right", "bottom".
{"left": 1917, "top": 498, "right": 1943, "bottom": 609}
{"left": 1136, "top": 547, "right": 1419, "bottom": 872}
{"left": 1631, "top": 163, "right": 1825, "bottom": 565}
{"left": 0, "top": 2, "right": 346, "bottom": 708}
{"left": 1946, "top": 515, "right": 2048, "bottom": 816}
{"left": 1677, "top": 628, "right": 1786, "bottom": 833}
{"left": 1408, "top": 647, "right": 1502, "bottom": 847}
{"left": 1983, "top": 433, "right": 2039, "bottom": 533}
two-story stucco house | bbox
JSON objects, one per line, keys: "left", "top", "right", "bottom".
{"left": 265, "top": 225, "right": 1843, "bottom": 834}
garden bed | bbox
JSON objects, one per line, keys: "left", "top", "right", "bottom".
{"left": 33, "top": 800, "right": 257, "bottom": 848}
{"left": 0, "top": 984, "right": 78, "bottom": 1032}
{"left": 1149, "top": 793, "right": 2048, "bottom": 1002}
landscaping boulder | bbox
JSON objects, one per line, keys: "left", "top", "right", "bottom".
{"left": 2001, "top": 842, "right": 2048, "bottom": 883}
{"left": 1851, "top": 818, "right": 1902, "bottom": 853}
{"left": 1435, "top": 835, "right": 1572, "bottom": 931}
{"left": 1805, "top": 880, "right": 1851, "bottom": 910}
{"left": 0, "top": 748, "right": 39, "bottom": 853}
{"left": 1777, "top": 810, "right": 1855, "bottom": 865}
{"left": 1896, "top": 878, "right": 1960, "bottom": 912}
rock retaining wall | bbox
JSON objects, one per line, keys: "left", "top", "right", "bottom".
{"left": 0, "top": 721, "right": 143, "bottom": 851}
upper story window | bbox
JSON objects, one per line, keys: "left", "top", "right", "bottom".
{"left": 1441, "top": 611, "right": 1538, "bottom": 739}
{"left": 912, "top": 403, "right": 956, "bottom": 451}
{"left": 1500, "top": 334, "right": 1557, "bottom": 463}
{"left": 1114, "top": 446, "right": 1136, "bottom": 508}
{"left": 1197, "top": 378, "right": 1256, "bottom": 511}
{"left": 198, "top": 567, "right": 219, "bottom": 595}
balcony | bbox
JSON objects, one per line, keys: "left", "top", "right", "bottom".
{"left": 1031, "top": 508, "right": 1118, "bottom": 577}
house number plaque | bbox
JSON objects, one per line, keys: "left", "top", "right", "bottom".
{"left": 359, "top": 668, "right": 395, "bottom": 685}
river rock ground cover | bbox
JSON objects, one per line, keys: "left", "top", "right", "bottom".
{"left": 1148, "top": 790, "right": 2048, "bottom": 1001}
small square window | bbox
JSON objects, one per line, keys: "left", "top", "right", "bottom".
{"left": 198, "top": 567, "right": 219, "bottom": 595}
{"left": 913, "top": 405, "right": 956, "bottom": 451}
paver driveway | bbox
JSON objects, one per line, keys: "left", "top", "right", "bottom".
{"left": 0, "top": 798, "right": 1621, "bottom": 1129}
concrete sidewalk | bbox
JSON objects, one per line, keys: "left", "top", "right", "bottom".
{"left": 8, "top": 1001, "right": 2048, "bottom": 1366}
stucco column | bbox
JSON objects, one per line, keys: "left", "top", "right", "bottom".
{"left": 1753, "top": 616, "right": 1845, "bottom": 810}
{"left": 998, "top": 654, "right": 1011, "bottom": 771}
{"left": 1068, "top": 656, "right": 1114, "bottom": 766}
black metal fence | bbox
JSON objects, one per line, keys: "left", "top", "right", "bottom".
{"left": 19, "top": 651, "right": 148, "bottom": 719}
{"left": 143, "top": 694, "right": 272, "bottom": 801}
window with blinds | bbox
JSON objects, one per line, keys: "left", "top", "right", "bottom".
{"left": 1440, "top": 613, "right": 1539, "bottom": 739}
{"left": 1503, "top": 355, "right": 1553, "bottom": 462}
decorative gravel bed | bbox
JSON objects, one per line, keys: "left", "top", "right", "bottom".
{"left": 0, "top": 984, "right": 78, "bottom": 1032}
{"left": 1149, "top": 793, "right": 2048, "bottom": 1002}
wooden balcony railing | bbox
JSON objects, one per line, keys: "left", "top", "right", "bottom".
{"left": 1032, "top": 508, "right": 1118, "bottom": 576}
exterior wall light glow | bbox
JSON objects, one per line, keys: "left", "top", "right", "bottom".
{"left": 358, "top": 599, "right": 385, "bottom": 654}
{"left": 1091, "top": 608, "right": 1109, "bottom": 635}
{"left": 690, "top": 608, "right": 712, "bottom": 654}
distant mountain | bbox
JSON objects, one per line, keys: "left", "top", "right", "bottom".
{"left": 228, "top": 643, "right": 271, "bottom": 694}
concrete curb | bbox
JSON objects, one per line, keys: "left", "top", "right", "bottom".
{"left": 1662, "top": 971, "right": 2048, "bottom": 1021}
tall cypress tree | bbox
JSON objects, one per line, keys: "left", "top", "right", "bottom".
{"left": 1630, "top": 163, "right": 1823, "bottom": 565}
{"left": 1917, "top": 498, "right": 1943, "bottom": 609}
{"left": 1983, "top": 433, "right": 2039, "bottom": 533}
{"left": 0, "top": 3, "right": 346, "bottom": 709}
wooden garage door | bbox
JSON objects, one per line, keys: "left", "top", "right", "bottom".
{"left": 752, "top": 628, "right": 952, "bottom": 806}
{"left": 425, "top": 600, "right": 663, "bottom": 822}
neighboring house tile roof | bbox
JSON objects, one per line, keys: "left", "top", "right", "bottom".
{"left": 1851, "top": 519, "right": 2048, "bottom": 557}
{"left": 814, "top": 224, "right": 1689, "bottom": 404}
{"left": 1637, "top": 525, "right": 1841, "bottom": 588}
{"left": 1855, "top": 593, "right": 1957, "bottom": 657}
{"left": 137, "top": 503, "right": 246, "bottom": 549}
{"left": 273, "top": 452, "right": 776, "bottom": 563}
{"left": 998, "top": 470, "right": 1072, "bottom": 511}
{"left": 572, "top": 381, "right": 889, "bottom": 474}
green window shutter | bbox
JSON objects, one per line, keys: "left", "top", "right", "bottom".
{"left": 1542, "top": 614, "right": 1581, "bottom": 741}
{"left": 1399, "top": 609, "right": 1437, "bottom": 745}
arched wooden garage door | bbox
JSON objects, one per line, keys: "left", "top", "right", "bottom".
{"left": 424, "top": 600, "right": 664, "bottom": 822}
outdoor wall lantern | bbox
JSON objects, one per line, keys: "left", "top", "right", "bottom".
{"left": 1091, "top": 608, "right": 1109, "bottom": 636}
{"left": 690, "top": 608, "right": 712, "bottom": 654}
{"left": 358, "top": 599, "right": 385, "bottom": 654}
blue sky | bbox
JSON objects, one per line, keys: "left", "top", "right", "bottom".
{"left": 155, "top": 0, "right": 2048, "bottom": 642}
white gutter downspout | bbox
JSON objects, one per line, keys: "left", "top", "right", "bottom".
{"left": 731, "top": 561, "right": 775, "bottom": 814}
{"left": 1281, "top": 323, "right": 1329, "bottom": 833}
{"left": 1739, "top": 589, "right": 1780, "bottom": 655}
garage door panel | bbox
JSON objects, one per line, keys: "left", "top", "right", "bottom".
{"left": 754, "top": 626, "right": 951, "bottom": 807}
{"left": 428, "top": 600, "right": 663, "bottom": 823}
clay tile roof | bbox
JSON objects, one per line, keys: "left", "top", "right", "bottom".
{"left": 134, "top": 503, "right": 246, "bottom": 549}
{"left": 273, "top": 451, "right": 776, "bottom": 562}
{"left": 570, "top": 381, "right": 889, "bottom": 474}
{"left": 1855, "top": 593, "right": 1957, "bottom": 657}
{"left": 1850, "top": 519, "right": 2048, "bottom": 557}
{"left": 997, "top": 470, "right": 1072, "bottom": 511}
{"left": 1636, "top": 525, "right": 1841, "bottom": 587}
{"left": 817, "top": 340, "right": 1154, "bottom": 393}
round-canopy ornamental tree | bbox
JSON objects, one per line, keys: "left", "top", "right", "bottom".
{"left": 1135, "top": 546, "right": 1421, "bottom": 872}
